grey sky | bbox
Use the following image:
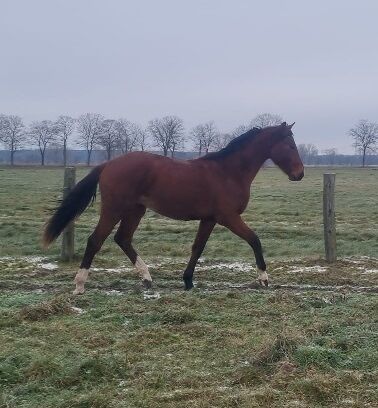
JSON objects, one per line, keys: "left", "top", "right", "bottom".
{"left": 1, "top": 0, "right": 377, "bottom": 153}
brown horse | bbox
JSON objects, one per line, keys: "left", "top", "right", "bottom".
{"left": 43, "top": 122, "right": 304, "bottom": 294}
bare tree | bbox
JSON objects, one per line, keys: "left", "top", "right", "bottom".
{"left": 77, "top": 113, "right": 104, "bottom": 166}
{"left": 148, "top": 116, "right": 184, "bottom": 157}
{"left": 297, "top": 144, "right": 319, "bottom": 164}
{"left": 28, "top": 120, "right": 57, "bottom": 165}
{"left": 114, "top": 119, "right": 140, "bottom": 154}
{"left": 0, "top": 115, "right": 26, "bottom": 165}
{"left": 190, "top": 124, "right": 205, "bottom": 156}
{"left": 213, "top": 132, "right": 233, "bottom": 150}
{"left": 55, "top": 115, "right": 75, "bottom": 166}
{"left": 323, "top": 148, "right": 337, "bottom": 165}
{"left": 136, "top": 127, "right": 148, "bottom": 151}
{"left": 191, "top": 121, "right": 218, "bottom": 156}
{"left": 231, "top": 124, "right": 249, "bottom": 138}
{"left": 200, "top": 122, "right": 217, "bottom": 154}
{"left": 349, "top": 119, "right": 378, "bottom": 167}
{"left": 250, "top": 113, "right": 283, "bottom": 128}
{"left": 98, "top": 119, "right": 118, "bottom": 161}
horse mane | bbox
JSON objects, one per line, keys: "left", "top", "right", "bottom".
{"left": 200, "top": 127, "right": 263, "bottom": 161}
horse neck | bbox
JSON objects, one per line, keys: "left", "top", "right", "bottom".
{"left": 220, "top": 137, "right": 270, "bottom": 184}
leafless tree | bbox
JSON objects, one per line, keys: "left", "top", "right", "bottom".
{"left": 213, "top": 132, "right": 233, "bottom": 150}
{"left": 191, "top": 124, "right": 206, "bottom": 156}
{"left": 28, "top": 120, "right": 57, "bottom": 165}
{"left": 191, "top": 121, "right": 218, "bottom": 156}
{"left": 136, "top": 127, "right": 148, "bottom": 151}
{"left": 148, "top": 116, "right": 184, "bottom": 157}
{"left": 0, "top": 115, "right": 26, "bottom": 165}
{"left": 98, "top": 119, "right": 118, "bottom": 161}
{"left": 114, "top": 119, "right": 140, "bottom": 154}
{"left": 231, "top": 124, "right": 249, "bottom": 138}
{"left": 250, "top": 113, "right": 283, "bottom": 128}
{"left": 297, "top": 144, "right": 319, "bottom": 164}
{"left": 322, "top": 148, "right": 337, "bottom": 165}
{"left": 55, "top": 115, "right": 75, "bottom": 166}
{"left": 349, "top": 119, "right": 378, "bottom": 167}
{"left": 77, "top": 113, "right": 104, "bottom": 166}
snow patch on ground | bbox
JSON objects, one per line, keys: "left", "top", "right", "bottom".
{"left": 143, "top": 291, "right": 161, "bottom": 300}
{"left": 91, "top": 266, "right": 133, "bottom": 273}
{"left": 71, "top": 306, "right": 85, "bottom": 314}
{"left": 288, "top": 265, "right": 327, "bottom": 274}
{"left": 39, "top": 262, "right": 58, "bottom": 270}
{"left": 362, "top": 269, "right": 378, "bottom": 274}
{"left": 0, "top": 255, "right": 46, "bottom": 263}
{"left": 104, "top": 289, "right": 123, "bottom": 296}
{"left": 196, "top": 262, "right": 251, "bottom": 273}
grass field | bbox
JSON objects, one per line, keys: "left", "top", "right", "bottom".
{"left": 0, "top": 166, "right": 377, "bottom": 407}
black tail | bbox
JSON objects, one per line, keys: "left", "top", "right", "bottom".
{"left": 43, "top": 164, "right": 105, "bottom": 247}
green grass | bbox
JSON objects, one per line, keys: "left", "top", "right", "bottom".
{"left": 0, "top": 166, "right": 377, "bottom": 259}
{"left": 0, "top": 166, "right": 377, "bottom": 407}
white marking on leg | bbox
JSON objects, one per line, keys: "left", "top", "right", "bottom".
{"left": 258, "top": 269, "right": 269, "bottom": 286}
{"left": 73, "top": 268, "right": 89, "bottom": 295}
{"left": 135, "top": 256, "right": 152, "bottom": 282}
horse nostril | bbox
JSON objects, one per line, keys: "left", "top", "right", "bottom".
{"left": 289, "top": 171, "right": 304, "bottom": 181}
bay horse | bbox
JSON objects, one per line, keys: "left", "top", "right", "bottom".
{"left": 43, "top": 122, "right": 304, "bottom": 294}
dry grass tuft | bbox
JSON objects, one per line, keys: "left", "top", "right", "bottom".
{"left": 19, "top": 295, "right": 75, "bottom": 321}
{"left": 253, "top": 330, "right": 305, "bottom": 368}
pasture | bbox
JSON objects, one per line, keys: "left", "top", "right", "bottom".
{"left": 0, "top": 166, "right": 377, "bottom": 407}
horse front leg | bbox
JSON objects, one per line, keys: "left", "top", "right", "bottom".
{"left": 183, "top": 219, "right": 216, "bottom": 290}
{"left": 219, "top": 214, "right": 268, "bottom": 286}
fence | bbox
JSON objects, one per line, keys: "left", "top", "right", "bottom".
{"left": 60, "top": 168, "right": 337, "bottom": 263}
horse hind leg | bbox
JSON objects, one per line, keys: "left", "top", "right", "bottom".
{"left": 114, "top": 205, "right": 152, "bottom": 288}
{"left": 74, "top": 211, "right": 120, "bottom": 295}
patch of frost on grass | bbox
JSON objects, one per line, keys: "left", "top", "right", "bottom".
{"left": 196, "top": 262, "right": 251, "bottom": 273}
{"left": 288, "top": 265, "right": 327, "bottom": 274}
{"left": 104, "top": 289, "right": 123, "bottom": 296}
{"left": 39, "top": 262, "right": 58, "bottom": 270}
{"left": 143, "top": 291, "right": 161, "bottom": 300}
{"left": 91, "top": 267, "right": 132, "bottom": 273}
{"left": 71, "top": 306, "right": 85, "bottom": 314}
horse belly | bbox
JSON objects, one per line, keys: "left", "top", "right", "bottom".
{"left": 139, "top": 189, "right": 210, "bottom": 221}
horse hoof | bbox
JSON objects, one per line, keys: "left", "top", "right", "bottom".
{"left": 259, "top": 279, "right": 269, "bottom": 287}
{"left": 142, "top": 279, "right": 152, "bottom": 289}
{"left": 258, "top": 270, "right": 269, "bottom": 287}
{"left": 73, "top": 288, "right": 85, "bottom": 295}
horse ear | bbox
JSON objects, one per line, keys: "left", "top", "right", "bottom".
{"left": 288, "top": 122, "right": 295, "bottom": 129}
{"left": 280, "top": 122, "right": 287, "bottom": 127}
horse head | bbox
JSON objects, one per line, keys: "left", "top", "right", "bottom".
{"left": 269, "top": 122, "right": 304, "bottom": 181}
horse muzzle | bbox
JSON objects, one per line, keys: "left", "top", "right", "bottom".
{"left": 289, "top": 170, "right": 304, "bottom": 181}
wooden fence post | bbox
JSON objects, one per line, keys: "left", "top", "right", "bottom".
{"left": 61, "top": 167, "right": 76, "bottom": 262}
{"left": 323, "top": 173, "right": 336, "bottom": 262}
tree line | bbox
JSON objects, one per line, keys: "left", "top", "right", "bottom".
{"left": 0, "top": 113, "right": 377, "bottom": 166}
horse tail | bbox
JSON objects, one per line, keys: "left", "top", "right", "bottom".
{"left": 43, "top": 164, "right": 106, "bottom": 247}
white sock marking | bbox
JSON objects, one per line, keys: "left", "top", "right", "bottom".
{"left": 135, "top": 256, "right": 152, "bottom": 282}
{"left": 258, "top": 270, "right": 269, "bottom": 282}
{"left": 73, "top": 268, "right": 89, "bottom": 295}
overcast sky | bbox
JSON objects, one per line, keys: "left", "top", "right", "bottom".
{"left": 1, "top": 0, "right": 377, "bottom": 153}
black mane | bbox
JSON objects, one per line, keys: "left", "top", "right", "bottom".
{"left": 200, "top": 127, "right": 262, "bottom": 161}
